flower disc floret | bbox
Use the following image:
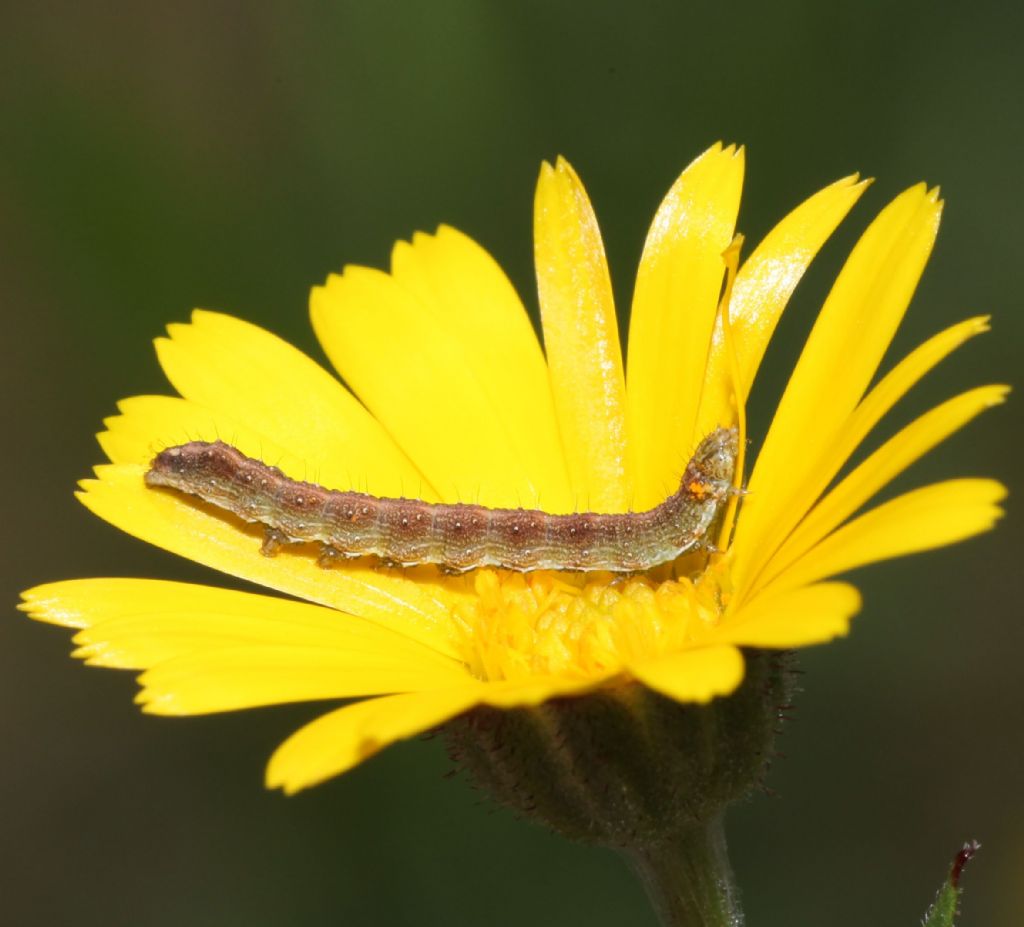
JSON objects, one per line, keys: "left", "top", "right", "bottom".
{"left": 455, "top": 569, "right": 724, "bottom": 683}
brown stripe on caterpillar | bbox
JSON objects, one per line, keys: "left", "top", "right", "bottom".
{"left": 144, "top": 427, "right": 739, "bottom": 573}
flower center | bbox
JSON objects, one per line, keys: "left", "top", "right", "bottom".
{"left": 454, "top": 566, "right": 727, "bottom": 682}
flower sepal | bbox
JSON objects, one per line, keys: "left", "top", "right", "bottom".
{"left": 444, "top": 648, "right": 793, "bottom": 849}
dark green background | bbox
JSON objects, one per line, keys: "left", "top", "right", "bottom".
{"left": 2, "top": 3, "right": 1021, "bottom": 925}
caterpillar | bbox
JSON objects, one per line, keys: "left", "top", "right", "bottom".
{"left": 144, "top": 427, "right": 738, "bottom": 573}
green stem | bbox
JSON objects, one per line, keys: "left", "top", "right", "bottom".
{"left": 624, "top": 815, "right": 743, "bottom": 927}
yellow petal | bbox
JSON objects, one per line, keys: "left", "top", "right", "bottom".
{"left": 842, "top": 316, "right": 991, "bottom": 442}
{"left": 792, "top": 316, "right": 993, "bottom": 522}
{"left": 534, "top": 157, "right": 631, "bottom": 512}
{"left": 757, "top": 385, "right": 1009, "bottom": 592}
{"left": 733, "top": 316, "right": 990, "bottom": 601}
{"left": 694, "top": 174, "right": 870, "bottom": 440}
{"left": 154, "top": 311, "right": 424, "bottom": 498}
{"left": 311, "top": 230, "right": 571, "bottom": 509}
{"left": 764, "top": 479, "right": 1006, "bottom": 594}
{"left": 629, "top": 645, "right": 744, "bottom": 703}
{"left": 713, "top": 582, "right": 861, "bottom": 648}
{"left": 97, "top": 395, "right": 218, "bottom": 466}
{"left": 19, "top": 577, "right": 141, "bottom": 628}
{"left": 98, "top": 394, "right": 422, "bottom": 501}
{"left": 265, "top": 673, "right": 607, "bottom": 793}
{"left": 17, "top": 577, "right": 458, "bottom": 671}
{"left": 77, "top": 464, "right": 468, "bottom": 658}
{"left": 626, "top": 143, "right": 745, "bottom": 507}
{"left": 733, "top": 185, "right": 943, "bottom": 592}
{"left": 389, "top": 226, "right": 572, "bottom": 507}
{"left": 266, "top": 687, "right": 484, "bottom": 794}
{"left": 136, "top": 643, "right": 471, "bottom": 715}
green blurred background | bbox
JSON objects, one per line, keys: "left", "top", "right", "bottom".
{"left": 2, "top": 2, "right": 1021, "bottom": 924}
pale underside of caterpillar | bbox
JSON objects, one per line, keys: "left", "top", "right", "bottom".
{"left": 144, "top": 427, "right": 739, "bottom": 573}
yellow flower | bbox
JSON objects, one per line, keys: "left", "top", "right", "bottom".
{"left": 20, "top": 143, "right": 1006, "bottom": 794}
